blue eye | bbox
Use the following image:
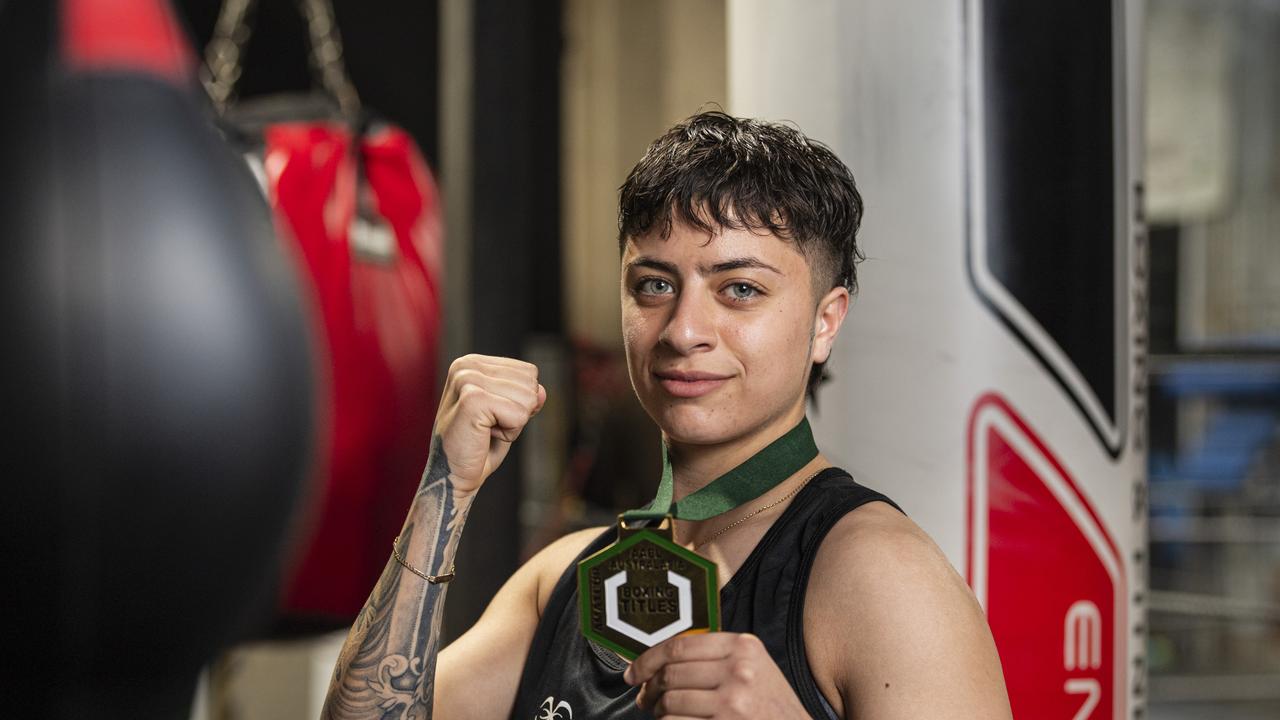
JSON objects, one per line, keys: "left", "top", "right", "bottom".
{"left": 726, "top": 283, "right": 759, "bottom": 300}
{"left": 638, "top": 278, "right": 674, "bottom": 295}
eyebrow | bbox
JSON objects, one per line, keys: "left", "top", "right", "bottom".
{"left": 626, "top": 256, "right": 784, "bottom": 276}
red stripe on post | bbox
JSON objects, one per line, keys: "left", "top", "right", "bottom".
{"left": 61, "top": 0, "right": 194, "bottom": 83}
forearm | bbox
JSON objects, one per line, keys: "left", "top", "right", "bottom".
{"left": 321, "top": 436, "right": 472, "bottom": 719}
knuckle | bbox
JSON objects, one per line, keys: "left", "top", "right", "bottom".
{"left": 518, "top": 387, "right": 538, "bottom": 410}
{"left": 731, "top": 659, "right": 755, "bottom": 684}
{"left": 519, "top": 369, "right": 539, "bottom": 392}
{"left": 457, "top": 382, "right": 485, "bottom": 404}
{"left": 667, "top": 637, "right": 687, "bottom": 661}
{"left": 736, "top": 633, "right": 761, "bottom": 652}
{"left": 449, "top": 372, "right": 481, "bottom": 400}
{"left": 728, "top": 691, "right": 751, "bottom": 716}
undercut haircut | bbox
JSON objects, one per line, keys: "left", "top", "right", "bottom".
{"left": 617, "top": 110, "right": 865, "bottom": 403}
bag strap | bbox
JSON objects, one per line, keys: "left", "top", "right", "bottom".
{"left": 201, "top": 0, "right": 361, "bottom": 118}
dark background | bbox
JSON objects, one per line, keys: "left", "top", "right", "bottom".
{"left": 176, "top": 0, "right": 441, "bottom": 164}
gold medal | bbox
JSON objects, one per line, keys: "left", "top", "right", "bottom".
{"left": 577, "top": 417, "right": 818, "bottom": 659}
{"left": 577, "top": 516, "right": 719, "bottom": 660}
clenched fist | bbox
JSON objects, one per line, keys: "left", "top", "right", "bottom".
{"left": 433, "top": 354, "right": 546, "bottom": 498}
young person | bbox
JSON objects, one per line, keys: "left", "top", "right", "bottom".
{"left": 322, "top": 112, "right": 1011, "bottom": 719}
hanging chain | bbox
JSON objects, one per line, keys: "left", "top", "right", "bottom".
{"left": 201, "top": 0, "right": 256, "bottom": 112}
{"left": 200, "top": 0, "right": 361, "bottom": 118}
{"left": 296, "top": 0, "right": 362, "bottom": 117}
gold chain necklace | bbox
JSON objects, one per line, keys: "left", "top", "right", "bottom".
{"left": 689, "top": 468, "right": 824, "bottom": 550}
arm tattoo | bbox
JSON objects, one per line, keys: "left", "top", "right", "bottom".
{"left": 321, "top": 436, "right": 471, "bottom": 719}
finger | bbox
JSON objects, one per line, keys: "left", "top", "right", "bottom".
{"left": 449, "top": 362, "right": 537, "bottom": 392}
{"left": 446, "top": 355, "right": 539, "bottom": 397}
{"left": 651, "top": 689, "right": 719, "bottom": 718}
{"left": 652, "top": 660, "right": 725, "bottom": 692}
{"left": 459, "top": 353, "right": 536, "bottom": 371}
{"left": 471, "top": 361, "right": 540, "bottom": 394}
{"left": 533, "top": 383, "right": 547, "bottom": 414}
{"left": 625, "top": 633, "right": 740, "bottom": 686}
{"left": 452, "top": 371, "right": 540, "bottom": 412}
{"left": 635, "top": 661, "right": 724, "bottom": 711}
{"left": 461, "top": 354, "right": 539, "bottom": 386}
{"left": 450, "top": 353, "right": 534, "bottom": 372}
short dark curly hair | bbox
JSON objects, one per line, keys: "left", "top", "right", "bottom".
{"left": 617, "top": 110, "right": 865, "bottom": 402}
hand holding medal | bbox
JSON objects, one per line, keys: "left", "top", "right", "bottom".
{"left": 577, "top": 417, "right": 820, "bottom": 660}
{"left": 625, "top": 632, "right": 814, "bottom": 719}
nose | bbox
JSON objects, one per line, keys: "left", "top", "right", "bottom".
{"left": 658, "top": 285, "right": 717, "bottom": 354}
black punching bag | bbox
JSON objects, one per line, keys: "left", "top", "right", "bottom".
{"left": 0, "top": 0, "right": 318, "bottom": 716}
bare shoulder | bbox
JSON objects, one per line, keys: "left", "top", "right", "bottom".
{"left": 803, "top": 500, "right": 1012, "bottom": 719}
{"left": 527, "top": 526, "right": 609, "bottom": 613}
{"left": 813, "top": 500, "right": 961, "bottom": 596}
{"left": 806, "top": 501, "right": 974, "bottom": 652}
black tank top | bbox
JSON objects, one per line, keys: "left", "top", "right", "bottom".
{"left": 509, "top": 468, "right": 900, "bottom": 720}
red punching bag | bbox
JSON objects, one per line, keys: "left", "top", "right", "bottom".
{"left": 266, "top": 122, "right": 444, "bottom": 621}
{"left": 203, "top": 0, "right": 444, "bottom": 623}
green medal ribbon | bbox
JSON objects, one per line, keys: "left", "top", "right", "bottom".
{"left": 578, "top": 416, "right": 817, "bottom": 658}
{"left": 621, "top": 416, "right": 819, "bottom": 523}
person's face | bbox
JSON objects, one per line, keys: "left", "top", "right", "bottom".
{"left": 621, "top": 220, "right": 849, "bottom": 448}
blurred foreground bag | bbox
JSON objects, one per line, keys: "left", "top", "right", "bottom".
{"left": 0, "top": 0, "right": 318, "bottom": 713}
{"left": 205, "top": 0, "right": 444, "bottom": 624}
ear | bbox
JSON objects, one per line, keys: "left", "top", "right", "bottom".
{"left": 811, "top": 286, "right": 851, "bottom": 365}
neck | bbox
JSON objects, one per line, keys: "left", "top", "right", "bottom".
{"left": 666, "top": 403, "right": 808, "bottom": 501}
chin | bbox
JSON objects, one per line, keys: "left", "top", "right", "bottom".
{"left": 645, "top": 401, "right": 741, "bottom": 446}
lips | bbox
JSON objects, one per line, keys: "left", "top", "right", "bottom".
{"left": 653, "top": 369, "right": 732, "bottom": 399}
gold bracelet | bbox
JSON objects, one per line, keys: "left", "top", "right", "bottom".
{"left": 392, "top": 535, "right": 456, "bottom": 584}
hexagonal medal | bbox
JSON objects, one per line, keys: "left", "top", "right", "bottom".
{"left": 577, "top": 517, "right": 720, "bottom": 660}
